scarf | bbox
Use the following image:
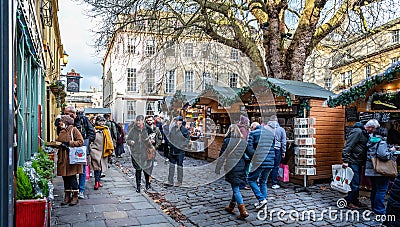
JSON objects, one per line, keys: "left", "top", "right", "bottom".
{"left": 95, "top": 125, "right": 114, "bottom": 157}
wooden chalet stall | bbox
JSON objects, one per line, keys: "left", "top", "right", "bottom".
{"left": 240, "top": 77, "right": 345, "bottom": 184}
{"left": 327, "top": 64, "right": 400, "bottom": 177}
{"left": 190, "top": 86, "right": 242, "bottom": 161}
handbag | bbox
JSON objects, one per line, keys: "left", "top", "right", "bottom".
{"left": 146, "top": 146, "right": 156, "bottom": 160}
{"left": 371, "top": 157, "right": 397, "bottom": 177}
{"left": 69, "top": 128, "right": 87, "bottom": 165}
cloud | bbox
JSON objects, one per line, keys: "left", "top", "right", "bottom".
{"left": 58, "top": 0, "right": 103, "bottom": 92}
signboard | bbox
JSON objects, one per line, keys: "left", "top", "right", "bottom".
{"left": 359, "top": 112, "right": 390, "bottom": 123}
{"left": 345, "top": 107, "right": 358, "bottom": 122}
{"left": 66, "top": 76, "right": 81, "bottom": 92}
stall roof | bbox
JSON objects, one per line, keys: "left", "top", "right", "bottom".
{"left": 266, "top": 78, "right": 335, "bottom": 99}
{"left": 163, "top": 91, "right": 199, "bottom": 109}
{"left": 84, "top": 108, "right": 111, "bottom": 114}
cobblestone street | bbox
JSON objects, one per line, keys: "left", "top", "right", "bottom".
{"left": 113, "top": 146, "right": 385, "bottom": 227}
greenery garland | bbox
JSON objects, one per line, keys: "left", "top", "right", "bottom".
{"left": 327, "top": 63, "right": 400, "bottom": 108}
{"left": 192, "top": 84, "right": 240, "bottom": 107}
{"left": 298, "top": 99, "right": 311, "bottom": 117}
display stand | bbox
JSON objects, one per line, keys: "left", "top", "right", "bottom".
{"left": 293, "top": 117, "right": 316, "bottom": 193}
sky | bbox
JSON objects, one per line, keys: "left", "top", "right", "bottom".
{"left": 58, "top": 0, "right": 103, "bottom": 91}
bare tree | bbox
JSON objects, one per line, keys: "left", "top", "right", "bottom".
{"left": 79, "top": 0, "right": 399, "bottom": 81}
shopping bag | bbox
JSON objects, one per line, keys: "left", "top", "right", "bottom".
{"left": 330, "top": 167, "right": 354, "bottom": 193}
{"left": 85, "top": 165, "right": 90, "bottom": 181}
{"left": 278, "top": 164, "right": 290, "bottom": 182}
{"left": 69, "top": 146, "right": 87, "bottom": 165}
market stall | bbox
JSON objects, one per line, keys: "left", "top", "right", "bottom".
{"left": 239, "top": 77, "right": 345, "bottom": 184}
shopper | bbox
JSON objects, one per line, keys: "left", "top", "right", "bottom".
{"left": 165, "top": 116, "right": 190, "bottom": 187}
{"left": 265, "top": 115, "right": 287, "bottom": 189}
{"left": 365, "top": 127, "right": 395, "bottom": 214}
{"left": 215, "top": 125, "right": 249, "bottom": 220}
{"left": 144, "top": 115, "right": 162, "bottom": 189}
{"left": 90, "top": 116, "right": 114, "bottom": 190}
{"left": 115, "top": 122, "right": 126, "bottom": 158}
{"left": 383, "top": 172, "right": 400, "bottom": 227}
{"left": 64, "top": 106, "right": 95, "bottom": 200}
{"left": 342, "top": 119, "right": 379, "bottom": 209}
{"left": 126, "top": 115, "right": 155, "bottom": 192}
{"left": 246, "top": 123, "right": 275, "bottom": 210}
{"left": 56, "top": 115, "right": 84, "bottom": 206}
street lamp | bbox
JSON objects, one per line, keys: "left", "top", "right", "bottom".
{"left": 62, "top": 51, "right": 69, "bottom": 66}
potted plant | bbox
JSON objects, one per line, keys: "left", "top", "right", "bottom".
{"left": 49, "top": 80, "right": 65, "bottom": 95}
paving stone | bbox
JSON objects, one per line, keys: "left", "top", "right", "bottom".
{"left": 131, "top": 201, "right": 155, "bottom": 209}
{"left": 137, "top": 215, "right": 168, "bottom": 225}
{"left": 104, "top": 217, "right": 140, "bottom": 226}
{"left": 72, "top": 221, "right": 106, "bottom": 227}
{"left": 126, "top": 208, "right": 160, "bottom": 217}
{"left": 57, "top": 214, "right": 87, "bottom": 224}
{"left": 103, "top": 210, "right": 128, "bottom": 219}
{"left": 92, "top": 204, "right": 118, "bottom": 213}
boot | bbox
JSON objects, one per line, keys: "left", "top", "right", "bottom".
{"left": 145, "top": 182, "right": 151, "bottom": 190}
{"left": 69, "top": 191, "right": 79, "bottom": 206}
{"left": 98, "top": 181, "right": 103, "bottom": 187}
{"left": 61, "top": 191, "right": 71, "bottom": 206}
{"left": 237, "top": 204, "right": 249, "bottom": 220}
{"left": 94, "top": 182, "right": 100, "bottom": 190}
{"left": 224, "top": 201, "right": 236, "bottom": 214}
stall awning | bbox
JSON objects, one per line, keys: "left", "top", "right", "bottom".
{"left": 327, "top": 63, "right": 400, "bottom": 108}
{"left": 267, "top": 78, "right": 335, "bottom": 99}
{"left": 84, "top": 107, "right": 111, "bottom": 114}
{"left": 163, "top": 91, "right": 199, "bottom": 109}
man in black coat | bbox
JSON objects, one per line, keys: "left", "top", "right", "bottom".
{"left": 384, "top": 172, "right": 400, "bottom": 227}
{"left": 342, "top": 120, "right": 379, "bottom": 209}
{"left": 64, "top": 106, "right": 95, "bottom": 199}
{"left": 165, "top": 116, "right": 190, "bottom": 187}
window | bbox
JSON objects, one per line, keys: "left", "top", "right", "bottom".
{"left": 127, "top": 68, "right": 137, "bottom": 92}
{"left": 165, "top": 44, "right": 175, "bottom": 57}
{"left": 324, "top": 78, "right": 332, "bottom": 90}
{"left": 145, "top": 40, "right": 155, "bottom": 56}
{"left": 146, "top": 101, "right": 156, "bottom": 116}
{"left": 230, "top": 48, "right": 239, "bottom": 60}
{"left": 184, "top": 43, "right": 194, "bottom": 57}
{"left": 202, "top": 43, "right": 210, "bottom": 59}
{"left": 340, "top": 72, "right": 346, "bottom": 84}
{"left": 184, "top": 70, "right": 194, "bottom": 92}
{"left": 229, "top": 73, "right": 239, "bottom": 88}
{"left": 165, "top": 70, "right": 175, "bottom": 93}
{"left": 392, "top": 57, "right": 399, "bottom": 65}
{"left": 127, "top": 101, "right": 136, "bottom": 120}
{"left": 392, "top": 30, "right": 399, "bottom": 44}
{"left": 365, "top": 65, "right": 371, "bottom": 77}
{"left": 202, "top": 72, "right": 212, "bottom": 90}
{"left": 146, "top": 69, "right": 155, "bottom": 93}
{"left": 136, "top": 19, "right": 146, "bottom": 29}
{"left": 127, "top": 38, "right": 135, "bottom": 54}
{"left": 346, "top": 71, "right": 352, "bottom": 86}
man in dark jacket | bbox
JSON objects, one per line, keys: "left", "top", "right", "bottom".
{"left": 384, "top": 172, "right": 400, "bottom": 227}
{"left": 64, "top": 106, "right": 95, "bottom": 199}
{"left": 165, "top": 116, "right": 190, "bottom": 187}
{"left": 246, "top": 123, "right": 275, "bottom": 210}
{"left": 342, "top": 119, "right": 379, "bottom": 209}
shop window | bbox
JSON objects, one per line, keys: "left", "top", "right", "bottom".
{"left": 324, "top": 78, "right": 332, "bottom": 91}
{"left": 184, "top": 70, "right": 194, "bottom": 92}
{"left": 184, "top": 43, "right": 194, "bottom": 57}
{"left": 146, "top": 69, "right": 155, "bottom": 93}
{"left": 392, "top": 30, "right": 399, "bottom": 44}
{"left": 202, "top": 72, "right": 212, "bottom": 90}
{"left": 229, "top": 73, "right": 239, "bottom": 88}
{"left": 166, "top": 70, "right": 175, "bottom": 93}
{"left": 127, "top": 101, "right": 136, "bottom": 120}
{"left": 365, "top": 65, "right": 371, "bottom": 77}
{"left": 230, "top": 48, "right": 239, "bottom": 60}
{"left": 127, "top": 68, "right": 137, "bottom": 92}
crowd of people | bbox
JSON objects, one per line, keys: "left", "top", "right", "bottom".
{"left": 53, "top": 108, "right": 399, "bottom": 226}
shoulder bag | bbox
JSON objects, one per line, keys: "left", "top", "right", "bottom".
{"left": 371, "top": 141, "right": 397, "bottom": 177}
{"left": 69, "top": 128, "right": 87, "bottom": 165}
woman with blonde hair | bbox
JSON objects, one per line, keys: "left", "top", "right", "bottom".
{"left": 215, "top": 124, "right": 249, "bottom": 220}
{"left": 57, "top": 115, "right": 84, "bottom": 206}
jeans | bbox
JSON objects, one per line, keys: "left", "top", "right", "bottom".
{"left": 248, "top": 167, "right": 273, "bottom": 201}
{"left": 272, "top": 149, "right": 281, "bottom": 185}
{"left": 94, "top": 170, "right": 102, "bottom": 183}
{"left": 168, "top": 153, "right": 184, "bottom": 183}
{"left": 345, "top": 164, "right": 361, "bottom": 204}
{"left": 370, "top": 176, "right": 390, "bottom": 215}
{"left": 79, "top": 139, "right": 89, "bottom": 193}
{"left": 62, "top": 175, "right": 78, "bottom": 191}
{"left": 231, "top": 184, "right": 244, "bottom": 205}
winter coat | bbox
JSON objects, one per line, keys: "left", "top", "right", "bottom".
{"left": 56, "top": 125, "right": 84, "bottom": 176}
{"left": 74, "top": 114, "right": 95, "bottom": 142}
{"left": 126, "top": 124, "right": 154, "bottom": 170}
{"left": 90, "top": 126, "right": 114, "bottom": 172}
{"left": 168, "top": 125, "right": 190, "bottom": 155}
{"left": 146, "top": 123, "right": 163, "bottom": 150}
{"left": 365, "top": 135, "right": 396, "bottom": 176}
{"left": 387, "top": 172, "right": 400, "bottom": 216}
{"left": 342, "top": 122, "right": 369, "bottom": 165}
{"left": 215, "top": 137, "right": 248, "bottom": 185}
{"left": 246, "top": 125, "right": 276, "bottom": 171}
{"left": 265, "top": 121, "right": 287, "bottom": 153}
